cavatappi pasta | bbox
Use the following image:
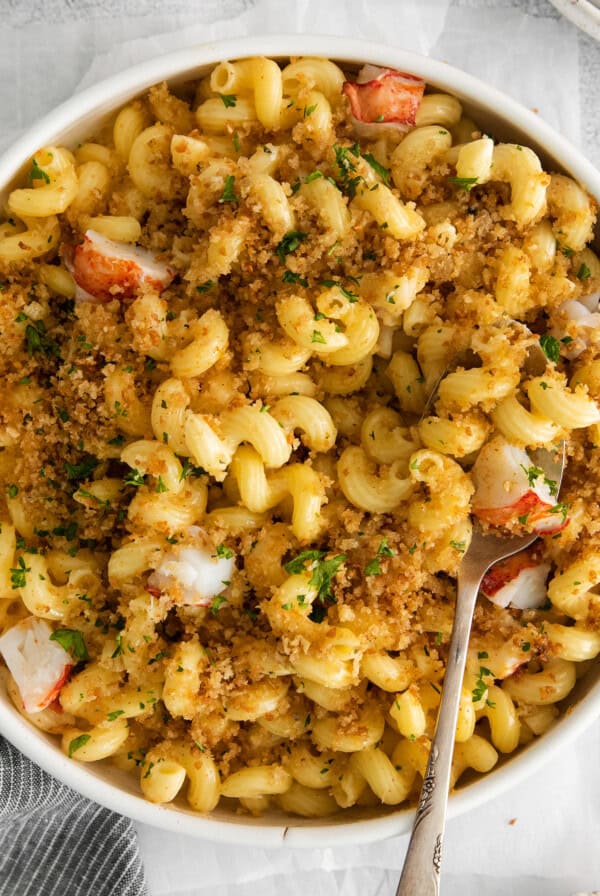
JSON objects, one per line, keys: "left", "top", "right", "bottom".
{"left": 0, "top": 56, "right": 599, "bottom": 821}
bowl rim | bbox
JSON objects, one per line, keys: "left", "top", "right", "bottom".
{"left": 1, "top": 33, "right": 600, "bottom": 848}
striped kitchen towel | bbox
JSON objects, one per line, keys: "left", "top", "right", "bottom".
{"left": 0, "top": 736, "right": 149, "bottom": 896}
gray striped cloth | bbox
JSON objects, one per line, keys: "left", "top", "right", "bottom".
{"left": 0, "top": 737, "right": 149, "bottom": 896}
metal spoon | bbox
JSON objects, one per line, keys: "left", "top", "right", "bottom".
{"left": 396, "top": 443, "right": 565, "bottom": 896}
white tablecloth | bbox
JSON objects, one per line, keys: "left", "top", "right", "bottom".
{"left": 1, "top": 1, "right": 599, "bottom": 894}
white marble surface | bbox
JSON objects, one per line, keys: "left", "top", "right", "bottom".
{"left": 1, "top": 1, "right": 599, "bottom": 894}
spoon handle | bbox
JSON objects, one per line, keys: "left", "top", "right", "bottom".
{"left": 396, "top": 571, "right": 483, "bottom": 896}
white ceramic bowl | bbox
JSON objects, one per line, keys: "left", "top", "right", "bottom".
{"left": 1, "top": 35, "right": 599, "bottom": 848}
{"left": 548, "top": 0, "right": 600, "bottom": 41}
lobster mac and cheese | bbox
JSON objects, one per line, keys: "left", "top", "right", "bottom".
{"left": 0, "top": 56, "right": 599, "bottom": 819}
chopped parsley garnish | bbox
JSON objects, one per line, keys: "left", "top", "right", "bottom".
{"left": 124, "top": 468, "right": 145, "bottom": 487}
{"left": 472, "top": 665, "right": 492, "bottom": 702}
{"left": 10, "top": 556, "right": 30, "bottom": 589}
{"left": 560, "top": 245, "right": 574, "bottom": 257}
{"left": 311, "top": 330, "right": 326, "bottom": 344}
{"left": 450, "top": 540, "right": 466, "bottom": 552}
{"left": 539, "top": 333, "right": 560, "bottom": 363}
{"left": 155, "top": 476, "right": 167, "bottom": 494}
{"left": 576, "top": 263, "right": 591, "bottom": 281}
{"left": 320, "top": 279, "right": 358, "bottom": 302}
{"left": 68, "top": 734, "right": 91, "bottom": 757}
{"left": 333, "top": 142, "right": 363, "bottom": 198}
{"left": 448, "top": 175, "right": 478, "bottom": 191}
{"left": 179, "top": 458, "right": 206, "bottom": 481}
{"left": 147, "top": 649, "right": 170, "bottom": 665}
{"left": 520, "top": 463, "right": 558, "bottom": 497}
{"left": 107, "top": 709, "right": 125, "bottom": 721}
{"left": 75, "top": 488, "right": 110, "bottom": 508}
{"left": 376, "top": 537, "right": 395, "bottom": 558}
{"left": 549, "top": 502, "right": 569, "bottom": 523}
{"left": 196, "top": 280, "right": 215, "bottom": 294}
{"left": 210, "top": 595, "right": 228, "bottom": 616}
{"left": 50, "top": 628, "right": 89, "bottom": 661}
{"left": 283, "top": 550, "right": 346, "bottom": 622}
{"left": 219, "top": 94, "right": 237, "bottom": 108}
{"left": 521, "top": 642, "right": 531, "bottom": 652}
{"left": 276, "top": 230, "right": 308, "bottom": 264}
{"left": 214, "top": 544, "right": 234, "bottom": 559}
{"left": 364, "top": 558, "right": 382, "bottom": 576}
{"left": 29, "top": 157, "right": 50, "bottom": 184}
{"left": 361, "top": 153, "right": 391, "bottom": 185}
{"left": 7, "top": 484, "right": 18, "bottom": 499}
{"left": 64, "top": 456, "right": 99, "bottom": 481}
{"left": 219, "top": 175, "right": 237, "bottom": 203}
{"left": 282, "top": 270, "right": 308, "bottom": 287}
{"left": 304, "top": 103, "right": 317, "bottom": 117}
{"left": 304, "top": 170, "right": 324, "bottom": 183}
{"left": 21, "top": 316, "right": 60, "bottom": 358}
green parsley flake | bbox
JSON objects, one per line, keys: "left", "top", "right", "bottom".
{"left": 282, "top": 270, "right": 308, "bottom": 287}
{"left": 29, "top": 158, "right": 50, "bottom": 184}
{"left": 539, "top": 333, "right": 560, "bottom": 363}
{"left": 21, "top": 316, "right": 60, "bottom": 358}
{"left": 219, "top": 175, "right": 237, "bottom": 203}
{"left": 320, "top": 279, "right": 358, "bottom": 303}
{"left": 361, "top": 153, "right": 391, "bottom": 186}
{"left": 576, "top": 263, "right": 591, "bottom": 281}
{"left": 364, "top": 558, "right": 382, "bottom": 576}
{"left": 472, "top": 666, "right": 492, "bottom": 702}
{"left": 68, "top": 734, "right": 91, "bottom": 758}
{"left": 304, "top": 170, "right": 323, "bottom": 183}
{"left": 210, "top": 595, "right": 228, "bottom": 616}
{"left": 10, "top": 556, "right": 30, "bottom": 589}
{"left": 50, "top": 628, "right": 89, "bottom": 661}
{"left": 179, "top": 458, "right": 206, "bottom": 481}
{"left": 219, "top": 94, "right": 237, "bottom": 108}
{"left": 276, "top": 230, "right": 308, "bottom": 264}
{"left": 124, "top": 468, "right": 145, "bottom": 487}
{"left": 64, "top": 456, "right": 99, "bottom": 481}
{"left": 377, "top": 537, "right": 395, "bottom": 558}
{"left": 448, "top": 175, "right": 478, "bottom": 191}
{"left": 283, "top": 551, "right": 346, "bottom": 622}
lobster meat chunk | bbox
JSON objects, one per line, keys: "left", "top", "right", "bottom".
{"left": 472, "top": 437, "right": 567, "bottom": 535}
{"left": 481, "top": 549, "right": 550, "bottom": 609}
{"left": 71, "top": 230, "right": 175, "bottom": 302}
{"left": 0, "top": 618, "right": 73, "bottom": 714}
{"left": 148, "top": 544, "right": 235, "bottom": 607}
{"left": 342, "top": 65, "right": 425, "bottom": 137}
